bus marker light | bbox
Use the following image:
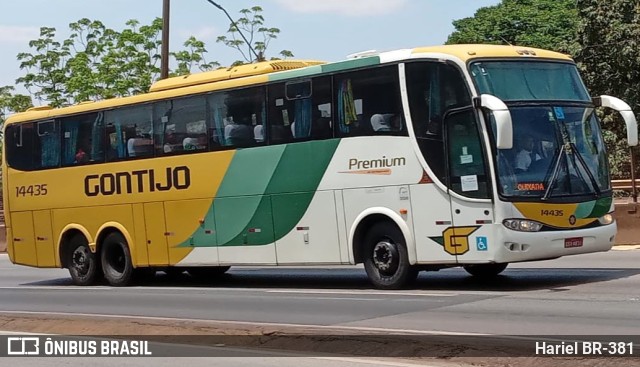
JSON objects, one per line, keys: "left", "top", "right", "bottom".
{"left": 399, "top": 209, "right": 408, "bottom": 215}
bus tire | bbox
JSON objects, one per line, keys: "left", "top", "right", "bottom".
{"left": 67, "top": 235, "right": 99, "bottom": 286}
{"left": 363, "top": 222, "right": 417, "bottom": 289}
{"left": 463, "top": 263, "right": 508, "bottom": 278}
{"left": 187, "top": 266, "right": 231, "bottom": 280}
{"left": 101, "top": 232, "right": 134, "bottom": 287}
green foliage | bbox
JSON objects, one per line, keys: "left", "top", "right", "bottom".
{"left": 216, "top": 6, "right": 293, "bottom": 65}
{"left": 446, "top": 0, "right": 579, "bottom": 52}
{"left": 172, "top": 36, "right": 220, "bottom": 76}
{"left": 574, "top": 0, "right": 640, "bottom": 179}
{"left": 16, "top": 18, "right": 218, "bottom": 107}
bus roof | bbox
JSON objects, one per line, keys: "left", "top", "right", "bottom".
{"left": 412, "top": 44, "right": 573, "bottom": 62}
{"left": 5, "top": 44, "right": 573, "bottom": 125}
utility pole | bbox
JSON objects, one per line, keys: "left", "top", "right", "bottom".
{"left": 161, "top": 0, "right": 170, "bottom": 79}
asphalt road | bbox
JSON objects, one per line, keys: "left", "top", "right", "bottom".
{"left": 1, "top": 248, "right": 639, "bottom": 335}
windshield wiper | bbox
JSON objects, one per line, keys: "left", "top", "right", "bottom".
{"left": 542, "top": 147, "right": 565, "bottom": 201}
{"left": 569, "top": 142, "right": 601, "bottom": 197}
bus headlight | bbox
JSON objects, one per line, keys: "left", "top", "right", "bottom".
{"left": 598, "top": 213, "right": 614, "bottom": 225}
{"left": 503, "top": 219, "right": 543, "bottom": 232}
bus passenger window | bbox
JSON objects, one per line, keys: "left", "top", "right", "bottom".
{"left": 61, "top": 113, "right": 105, "bottom": 166}
{"left": 105, "top": 106, "right": 153, "bottom": 161}
{"left": 334, "top": 65, "right": 405, "bottom": 138}
{"left": 211, "top": 86, "right": 264, "bottom": 148}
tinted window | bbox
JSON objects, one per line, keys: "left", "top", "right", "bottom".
{"left": 209, "top": 87, "right": 265, "bottom": 148}
{"left": 154, "top": 96, "right": 207, "bottom": 155}
{"left": 406, "top": 62, "right": 472, "bottom": 182}
{"left": 268, "top": 77, "right": 333, "bottom": 145}
{"left": 334, "top": 65, "right": 406, "bottom": 137}
{"left": 446, "top": 108, "right": 490, "bottom": 199}
{"left": 61, "top": 113, "right": 104, "bottom": 166}
{"left": 105, "top": 106, "right": 153, "bottom": 161}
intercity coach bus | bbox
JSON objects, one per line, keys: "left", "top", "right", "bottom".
{"left": 3, "top": 44, "right": 637, "bottom": 289}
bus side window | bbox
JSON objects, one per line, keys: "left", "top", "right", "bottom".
{"left": 105, "top": 106, "right": 153, "bottom": 161}
{"left": 334, "top": 65, "right": 405, "bottom": 138}
{"left": 219, "top": 86, "right": 265, "bottom": 148}
{"left": 445, "top": 109, "right": 490, "bottom": 199}
{"left": 61, "top": 113, "right": 105, "bottom": 166}
{"left": 268, "top": 83, "right": 295, "bottom": 145}
{"left": 6, "top": 123, "right": 36, "bottom": 171}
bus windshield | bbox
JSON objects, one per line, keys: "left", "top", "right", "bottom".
{"left": 470, "top": 61, "right": 590, "bottom": 102}
{"left": 470, "top": 61, "right": 609, "bottom": 199}
{"left": 488, "top": 105, "right": 610, "bottom": 199}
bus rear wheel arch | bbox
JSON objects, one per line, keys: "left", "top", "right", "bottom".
{"left": 100, "top": 232, "right": 134, "bottom": 287}
{"left": 64, "top": 233, "right": 100, "bottom": 286}
{"left": 359, "top": 220, "right": 418, "bottom": 289}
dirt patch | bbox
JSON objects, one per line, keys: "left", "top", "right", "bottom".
{"left": 0, "top": 314, "right": 637, "bottom": 366}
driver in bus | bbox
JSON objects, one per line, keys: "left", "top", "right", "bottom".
{"left": 515, "top": 135, "right": 541, "bottom": 172}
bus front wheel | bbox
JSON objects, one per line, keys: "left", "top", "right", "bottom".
{"left": 363, "top": 222, "right": 418, "bottom": 289}
{"left": 101, "top": 232, "right": 134, "bottom": 287}
{"left": 463, "top": 263, "right": 508, "bottom": 278}
{"left": 67, "top": 235, "right": 99, "bottom": 286}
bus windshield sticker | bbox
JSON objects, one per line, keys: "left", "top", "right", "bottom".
{"left": 461, "top": 175, "right": 479, "bottom": 192}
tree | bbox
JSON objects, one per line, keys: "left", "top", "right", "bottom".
{"left": 0, "top": 86, "right": 32, "bottom": 131}
{"left": 16, "top": 18, "right": 217, "bottom": 107}
{"left": 574, "top": 1, "right": 640, "bottom": 179}
{"left": 216, "top": 6, "right": 293, "bottom": 65}
{"left": 446, "top": 0, "right": 579, "bottom": 53}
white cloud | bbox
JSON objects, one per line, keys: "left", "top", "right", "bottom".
{"left": 0, "top": 25, "right": 40, "bottom": 44}
{"left": 273, "top": 0, "right": 408, "bottom": 16}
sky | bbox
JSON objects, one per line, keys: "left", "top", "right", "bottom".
{"left": 0, "top": 0, "right": 500, "bottom": 95}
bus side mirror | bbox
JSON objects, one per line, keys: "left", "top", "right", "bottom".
{"left": 593, "top": 95, "right": 638, "bottom": 147}
{"left": 474, "top": 94, "right": 513, "bottom": 149}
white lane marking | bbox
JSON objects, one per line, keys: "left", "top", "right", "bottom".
{"left": 266, "top": 290, "right": 458, "bottom": 297}
{"left": 0, "top": 286, "right": 469, "bottom": 297}
{"left": 0, "top": 310, "right": 489, "bottom": 336}
{"left": 612, "top": 245, "right": 640, "bottom": 251}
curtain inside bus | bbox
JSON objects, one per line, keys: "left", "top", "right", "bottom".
{"left": 338, "top": 79, "right": 357, "bottom": 134}
{"left": 91, "top": 113, "right": 104, "bottom": 160}
{"left": 62, "top": 124, "right": 79, "bottom": 165}
{"left": 294, "top": 98, "right": 312, "bottom": 138}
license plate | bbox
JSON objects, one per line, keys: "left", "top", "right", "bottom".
{"left": 564, "top": 237, "right": 583, "bottom": 248}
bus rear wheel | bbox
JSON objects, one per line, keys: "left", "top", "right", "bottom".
{"left": 463, "top": 263, "right": 508, "bottom": 278}
{"left": 67, "top": 235, "right": 99, "bottom": 286}
{"left": 363, "top": 222, "right": 417, "bottom": 289}
{"left": 101, "top": 232, "right": 134, "bottom": 287}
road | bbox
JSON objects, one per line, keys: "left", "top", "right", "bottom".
{"left": 0, "top": 249, "right": 639, "bottom": 335}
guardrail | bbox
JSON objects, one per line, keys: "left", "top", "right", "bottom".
{"left": 612, "top": 179, "right": 640, "bottom": 192}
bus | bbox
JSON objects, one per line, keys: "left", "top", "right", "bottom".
{"left": 3, "top": 44, "right": 637, "bottom": 289}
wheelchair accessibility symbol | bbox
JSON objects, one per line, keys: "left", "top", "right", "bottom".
{"left": 476, "top": 237, "right": 488, "bottom": 251}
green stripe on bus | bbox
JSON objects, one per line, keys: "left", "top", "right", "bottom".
{"left": 177, "top": 139, "right": 340, "bottom": 248}
{"left": 320, "top": 56, "right": 380, "bottom": 74}
{"left": 269, "top": 65, "right": 324, "bottom": 81}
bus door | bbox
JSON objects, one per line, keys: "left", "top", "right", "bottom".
{"left": 10, "top": 212, "right": 38, "bottom": 266}
{"left": 143, "top": 202, "right": 169, "bottom": 266}
{"left": 32, "top": 210, "right": 56, "bottom": 267}
{"left": 444, "top": 108, "right": 494, "bottom": 262}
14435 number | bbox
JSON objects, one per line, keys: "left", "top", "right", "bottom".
{"left": 15, "top": 184, "right": 48, "bottom": 197}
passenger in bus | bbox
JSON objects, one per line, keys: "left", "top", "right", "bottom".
{"left": 163, "top": 132, "right": 179, "bottom": 153}
{"left": 75, "top": 147, "right": 89, "bottom": 163}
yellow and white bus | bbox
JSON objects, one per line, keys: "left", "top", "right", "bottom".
{"left": 3, "top": 45, "right": 637, "bottom": 289}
